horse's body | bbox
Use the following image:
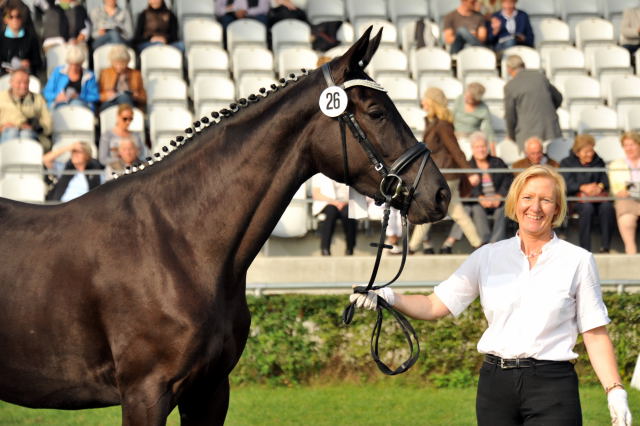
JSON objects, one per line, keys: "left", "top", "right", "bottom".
{"left": 0, "top": 30, "right": 449, "bottom": 425}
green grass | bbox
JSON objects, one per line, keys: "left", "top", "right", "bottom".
{"left": 0, "top": 384, "right": 637, "bottom": 425}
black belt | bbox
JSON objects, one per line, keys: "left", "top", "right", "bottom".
{"left": 484, "top": 354, "right": 573, "bottom": 370}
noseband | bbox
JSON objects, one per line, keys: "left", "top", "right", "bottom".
{"left": 320, "top": 63, "right": 428, "bottom": 375}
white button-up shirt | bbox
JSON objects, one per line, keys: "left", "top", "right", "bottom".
{"left": 434, "top": 233, "right": 610, "bottom": 361}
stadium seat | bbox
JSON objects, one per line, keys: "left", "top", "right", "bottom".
{"left": 367, "top": 47, "right": 409, "bottom": 78}
{"left": 595, "top": 135, "right": 625, "bottom": 163}
{"left": 376, "top": 76, "right": 419, "bottom": 107}
{"left": 430, "top": 0, "right": 456, "bottom": 25}
{"left": 356, "top": 20, "right": 398, "bottom": 47}
{"left": 236, "top": 75, "right": 278, "bottom": 99}
{"left": 495, "top": 139, "right": 521, "bottom": 166}
{"left": 277, "top": 47, "right": 318, "bottom": 78}
{"left": 418, "top": 75, "right": 463, "bottom": 106}
{"left": 226, "top": 19, "right": 268, "bottom": 53}
{"left": 140, "top": 45, "right": 183, "bottom": 84}
{"left": 148, "top": 106, "right": 193, "bottom": 148}
{"left": 412, "top": 46, "right": 452, "bottom": 80}
{"left": 490, "top": 111, "right": 507, "bottom": 141}
{"left": 518, "top": 0, "right": 558, "bottom": 21}
{"left": 605, "top": 0, "right": 638, "bottom": 39}
{"left": 182, "top": 18, "right": 223, "bottom": 50}
{"left": 187, "top": 45, "right": 230, "bottom": 83}
{"left": 543, "top": 46, "right": 586, "bottom": 79}
{"left": 575, "top": 105, "right": 619, "bottom": 137}
{"left": 623, "top": 106, "right": 640, "bottom": 131}
{"left": 323, "top": 45, "right": 350, "bottom": 59}
{"left": 534, "top": 18, "right": 571, "bottom": 48}
{"left": 500, "top": 46, "right": 541, "bottom": 77}
{"left": 400, "top": 19, "right": 440, "bottom": 54}
{"left": 270, "top": 19, "right": 312, "bottom": 56}
{"left": 609, "top": 75, "right": 640, "bottom": 127}
{"left": 231, "top": 46, "right": 274, "bottom": 81}
{"left": 306, "top": 0, "right": 345, "bottom": 25}
{"left": 146, "top": 76, "right": 188, "bottom": 111}
{"left": 346, "top": 0, "right": 388, "bottom": 30}
{"left": 0, "top": 73, "right": 41, "bottom": 93}
{"left": 546, "top": 138, "right": 573, "bottom": 162}
{"left": 590, "top": 45, "right": 632, "bottom": 78}
{"left": 574, "top": 18, "right": 614, "bottom": 50}
{"left": 192, "top": 75, "right": 235, "bottom": 116}
{"left": 388, "top": 0, "right": 429, "bottom": 30}
{"left": 99, "top": 105, "right": 146, "bottom": 145}
{"left": 560, "top": 0, "right": 604, "bottom": 35}
{"left": 271, "top": 184, "right": 309, "bottom": 238}
{"left": 456, "top": 47, "right": 498, "bottom": 80}
{"left": 560, "top": 75, "right": 602, "bottom": 109}
{"left": 556, "top": 108, "right": 574, "bottom": 138}
{"left": 174, "top": 0, "right": 215, "bottom": 24}
{"left": 51, "top": 105, "right": 95, "bottom": 144}
{"left": 92, "top": 43, "right": 136, "bottom": 81}
{"left": 0, "top": 138, "right": 43, "bottom": 173}
{"left": 396, "top": 105, "right": 426, "bottom": 140}
{"left": 46, "top": 44, "right": 89, "bottom": 76}
{"left": 336, "top": 22, "right": 355, "bottom": 43}
{"left": 0, "top": 174, "right": 46, "bottom": 203}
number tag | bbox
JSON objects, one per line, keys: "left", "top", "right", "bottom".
{"left": 319, "top": 86, "right": 348, "bottom": 117}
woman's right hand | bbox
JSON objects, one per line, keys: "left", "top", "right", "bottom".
{"left": 349, "top": 287, "right": 395, "bottom": 311}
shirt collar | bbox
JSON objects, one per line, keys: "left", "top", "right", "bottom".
{"left": 514, "top": 231, "right": 558, "bottom": 257}
{"left": 4, "top": 27, "right": 25, "bottom": 38}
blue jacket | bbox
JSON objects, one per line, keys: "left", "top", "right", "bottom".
{"left": 487, "top": 9, "right": 534, "bottom": 48}
{"left": 43, "top": 65, "right": 100, "bottom": 111}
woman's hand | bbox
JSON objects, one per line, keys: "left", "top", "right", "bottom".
{"left": 349, "top": 287, "right": 395, "bottom": 311}
{"left": 608, "top": 388, "right": 632, "bottom": 426}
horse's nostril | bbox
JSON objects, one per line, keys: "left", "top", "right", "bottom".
{"left": 436, "top": 187, "right": 450, "bottom": 212}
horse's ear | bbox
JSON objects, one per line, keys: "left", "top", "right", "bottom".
{"left": 333, "top": 26, "right": 381, "bottom": 80}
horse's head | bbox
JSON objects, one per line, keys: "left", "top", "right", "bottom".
{"left": 310, "top": 28, "right": 450, "bottom": 224}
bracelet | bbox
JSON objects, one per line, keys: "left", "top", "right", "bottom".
{"left": 605, "top": 382, "right": 625, "bottom": 394}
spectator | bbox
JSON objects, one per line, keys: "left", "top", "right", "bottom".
{"left": 0, "top": 68, "right": 52, "bottom": 148}
{"left": 620, "top": 5, "right": 640, "bottom": 58}
{"left": 312, "top": 173, "right": 357, "bottom": 256}
{"left": 98, "top": 103, "right": 146, "bottom": 166}
{"left": 98, "top": 44, "right": 146, "bottom": 111}
{"left": 409, "top": 87, "right": 482, "bottom": 254}
{"left": 105, "top": 137, "right": 142, "bottom": 178}
{"left": 487, "top": 0, "right": 534, "bottom": 53}
{"left": 450, "top": 131, "right": 512, "bottom": 245}
{"left": 504, "top": 54, "right": 563, "bottom": 150}
{"left": 608, "top": 131, "right": 640, "bottom": 254}
{"left": 0, "top": 0, "right": 39, "bottom": 35}
{"left": 476, "top": 0, "right": 501, "bottom": 18}
{"left": 511, "top": 136, "right": 559, "bottom": 173}
{"left": 43, "top": 140, "right": 103, "bottom": 202}
{"left": 442, "top": 0, "right": 487, "bottom": 54}
{"left": 43, "top": 44, "right": 99, "bottom": 110}
{"left": 89, "top": 0, "right": 134, "bottom": 50}
{"left": 453, "top": 82, "right": 495, "bottom": 146}
{"left": 133, "top": 0, "right": 183, "bottom": 53}
{"left": 215, "top": 0, "right": 270, "bottom": 29}
{"left": 41, "top": 0, "right": 90, "bottom": 53}
{"left": 0, "top": 5, "right": 43, "bottom": 76}
{"left": 560, "top": 134, "right": 615, "bottom": 253}
{"left": 268, "top": 0, "right": 308, "bottom": 27}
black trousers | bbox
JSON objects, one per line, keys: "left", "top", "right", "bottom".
{"left": 476, "top": 360, "right": 582, "bottom": 426}
{"left": 572, "top": 201, "right": 615, "bottom": 251}
{"left": 319, "top": 204, "right": 356, "bottom": 252}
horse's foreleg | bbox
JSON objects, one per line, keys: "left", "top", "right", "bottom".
{"left": 178, "top": 376, "right": 230, "bottom": 426}
{"left": 120, "top": 385, "right": 174, "bottom": 426}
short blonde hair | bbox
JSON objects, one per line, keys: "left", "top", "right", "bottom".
{"left": 65, "top": 45, "right": 86, "bottom": 65}
{"left": 504, "top": 164, "right": 567, "bottom": 228}
{"left": 109, "top": 44, "right": 131, "bottom": 63}
{"left": 621, "top": 131, "right": 640, "bottom": 147}
{"left": 571, "top": 133, "right": 595, "bottom": 154}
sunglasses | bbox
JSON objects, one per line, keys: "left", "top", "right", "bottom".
{"left": 120, "top": 116, "right": 133, "bottom": 122}
{"left": 7, "top": 14, "right": 22, "bottom": 19}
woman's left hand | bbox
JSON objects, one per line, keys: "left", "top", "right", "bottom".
{"left": 608, "top": 388, "right": 632, "bottom": 426}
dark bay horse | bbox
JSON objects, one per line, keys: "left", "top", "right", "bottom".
{"left": 0, "top": 29, "right": 450, "bottom": 425}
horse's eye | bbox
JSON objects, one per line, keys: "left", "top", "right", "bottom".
{"left": 368, "top": 110, "right": 384, "bottom": 120}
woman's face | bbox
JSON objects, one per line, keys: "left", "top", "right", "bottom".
{"left": 576, "top": 145, "right": 595, "bottom": 165}
{"left": 516, "top": 176, "right": 558, "bottom": 239}
{"left": 471, "top": 139, "right": 488, "bottom": 161}
{"left": 148, "top": 0, "right": 163, "bottom": 9}
{"left": 112, "top": 60, "right": 127, "bottom": 74}
{"left": 117, "top": 110, "right": 134, "bottom": 129}
{"left": 4, "top": 9, "right": 23, "bottom": 32}
{"left": 67, "top": 63, "right": 83, "bottom": 80}
{"left": 71, "top": 146, "right": 90, "bottom": 169}
{"left": 622, "top": 138, "right": 640, "bottom": 161}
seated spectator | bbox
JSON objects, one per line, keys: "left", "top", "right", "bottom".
{"left": 0, "top": 5, "right": 43, "bottom": 76}
{"left": 41, "top": 0, "right": 90, "bottom": 53}
{"left": 312, "top": 173, "right": 356, "bottom": 256}
{"left": 512, "top": 136, "right": 559, "bottom": 173}
{"left": 453, "top": 82, "right": 495, "bottom": 146}
{"left": 443, "top": 0, "right": 487, "bottom": 54}
{"left": 0, "top": 68, "right": 52, "bottom": 148}
{"left": 560, "top": 134, "right": 615, "bottom": 253}
{"left": 0, "top": 0, "right": 39, "bottom": 35}
{"left": 98, "top": 103, "right": 146, "bottom": 166}
{"left": 89, "top": 0, "right": 134, "bottom": 50}
{"left": 608, "top": 132, "right": 640, "bottom": 254}
{"left": 476, "top": 0, "right": 501, "bottom": 19}
{"left": 133, "top": 0, "right": 183, "bottom": 53}
{"left": 215, "top": 0, "right": 270, "bottom": 29}
{"left": 268, "top": 0, "right": 308, "bottom": 27}
{"left": 487, "top": 0, "right": 534, "bottom": 53}
{"left": 620, "top": 5, "right": 640, "bottom": 58}
{"left": 98, "top": 44, "right": 146, "bottom": 111}
{"left": 105, "top": 137, "right": 142, "bottom": 178}
{"left": 43, "top": 140, "right": 103, "bottom": 202}
{"left": 43, "top": 44, "right": 99, "bottom": 110}
{"left": 449, "top": 131, "right": 512, "bottom": 246}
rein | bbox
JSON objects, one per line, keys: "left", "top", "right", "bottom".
{"left": 320, "top": 63, "right": 429, "bottom": 375}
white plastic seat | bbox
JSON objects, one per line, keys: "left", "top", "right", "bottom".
{"left": 231, "top": 46, "right": 274, "bottom": 81}
{"left": 270, "top": 19, "right": 312, "bottom": 56}
{"left": 560, "top": 0, "right": 604, "bottom": 36}
{"left": 388, "top": 0, "right": 429, "bottom": 29}
{"left": 0, "top": 139, "right": 43, "bottom": 172}
{"left": 556, "top": 107, "right": 574, "bottom": 138}
{"left": 51, "top": 105, "right": 95, "bottom": 144}
{"left": 535, "top": 18, "right": 571, "bottom": 48}
{"left": 271, "top": 183, "right": 309, "bottom": 238}
{"left": 376, "top": 76, "right": 419, "bottom": 107}
{"left": 396, "top": 105, "right": 426, "bottom": 140}
{"left": 605, "top": 0, "right": 639, "bottom": 20}
{"left": 92, "top": 43, "right": 136, "bottom": 80}
{"left": 517, "top": 0, "right": 558, "bottom": 20}
{"left": 140, "top": 45, "right": 183, "bottom": 84}
{"left": 490, "top": 111, "right": 507, "bottom": 140}
{"left": 346, "top": 0, "right": 388, "bottom": 30}
{"left": 418, "top": 75, "right": 463, "bottom": 106}
{"left": 623, "top": 106, "right": 640, "bottom": 131}
{"left": 306, "top": 0, "right": 345, "bottom": 24}
{"left": 546, "top": 138, "right": 573, "bottom": 162}
{"left": 495, "top": 139, "right": 521, "bottom": 166}
{"left": 182, "top": 18, "right": 223, "bottom": 50}
{"left": 500, "top": 46, "right": 541, "bottom": 77}
{"left": 226, "top": 19, "right": 268, "bottom": 53}
{"left": 609, "top": 74, "right": 640, "bottom": 108}
{"left": 192, "top": 75, "right": 235, "bottom": 116}
{"left": 277, "top": 47, "right": 318, "bottom": 78}
{"left": 544, "top": 46, "right": 586, "bottom": 78}
{"left": 590, "top": 45, "right": 632, "bottom": 78}
{"left": 0, "top": 174, "right": 46, "bottom": 203}
{"left": 323, "top": 45, "right": 350, "bottom": 59}
{"left": 337, "top": 22, "right": 355, "bottom": 43}
{"left": 574, "top": 18, "right": 614, "bottom": 50}
{"left": 367, "top": 47, "right": 408, "bottom": 78}
{"left": 236, "top": 75, "right": 278, "bottom": 99}
{"left": 356, "top": 20, "right": 398, "bottom": 47}
{"left": 576, "top": 105, "right": 619, "bottom": 136}
{"left": 0, "top": 73, "right": 41, "bottom": 93}
{"left": 595, "top": 135, "right": 625, "bottom": 163}
{"left": 148, "top": 106, "right": 193, "bottom": 148}
{"left": 174, "top": 0, "right": 215, "bottom": 23}
{"left": 412, "top": 46, "right": 452, "bottom": 80}
{"left": 456, "top": 47, "right": 497, "bottom": 80}
{"left": 400, "top": 19, "right": 439, "bottom": 54}
{"left": 187, "top": 45, "right": 230, "bottom": 83}
{"left": 430, "top": 0, "right": 457, "bottom": 24}
{"left": 46, "top": 44, "right": 89, "bottom": 76}
{"left": 561, "top": 75, "right": 602, "bottom": 109}
{"left": 146, "top": 76, "right": 188, "bottom": 111}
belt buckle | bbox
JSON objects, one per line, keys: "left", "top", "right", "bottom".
{"left": 500, "top": 358, "right": 519, "bottom": 369}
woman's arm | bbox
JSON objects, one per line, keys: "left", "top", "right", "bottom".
{"left": 582, "top": 325, "right": 623, "bottom": 390}
{"left": 393, "top": 292, "right": 451, "bottom": 321}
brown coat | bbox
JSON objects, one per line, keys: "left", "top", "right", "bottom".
{"left": 511, "top": 155, "right": 559, "bottom": 175}
{"left": 98, "top": 67, "right": 147, "bottom": 108}
{"left": 423, "top": 117, "right": 470, "bottom": 181}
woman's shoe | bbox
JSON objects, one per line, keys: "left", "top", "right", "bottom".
{"left": 423, "top": 248, "right": 435, "bottom": 255}
{"left": 321, "top": 248, "right": 331, "bottom": 256}
{"left": 439, "top": 246, "right": 453, "bottom": 254}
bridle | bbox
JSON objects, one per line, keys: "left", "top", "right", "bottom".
{"left": 320, "top": 63, "right": 430, "bottom": 375}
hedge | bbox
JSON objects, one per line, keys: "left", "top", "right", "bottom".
{"left": 230, "top": 292, "right": 640, "bottom": 387}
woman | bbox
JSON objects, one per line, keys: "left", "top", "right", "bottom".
{"left": 608, "top": 131, "right": 640, "bottom": 254}
{"left": 41, "top": 0, "right": 90, "bottom": 52}
{"left": 0, "top": 6, "right": 42, "bottom": 75}
{"left": 487, "top": 0, "right": 534, "bottom": 53}
{"left": 453, "top": 82, "right": 495, "bottom": 145}
{"left": 409, "top": 87, "right": 482, "bottom": 254}
{"left": 98, "top": 44, "right": 146, "bottom": 111}
{"left": 89, "top": 0, "right": 134, "bottom": 50}
{"left": 43, "top": 44, "right": 99, "bottom": 110}
{"left": 43, "top": 140, "right": 103, "bottom": 202}
{"left": 560, "top": 134, "right": 615, "bottom": 253}
{"left": 312, "top": 173, "right": 356, "bottom": 256}
{"left": 98, "top": 103, "right": 146, "bottom": 166}
{"left": 352, "top": 165, "right": 632, "bottom": 426}
{"left": 132, "top": 0, "right": 182, "bottom": 53}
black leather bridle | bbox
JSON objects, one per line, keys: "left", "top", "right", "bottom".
{"left": 320, "top": 63, "right": 429, "bottom": 375}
